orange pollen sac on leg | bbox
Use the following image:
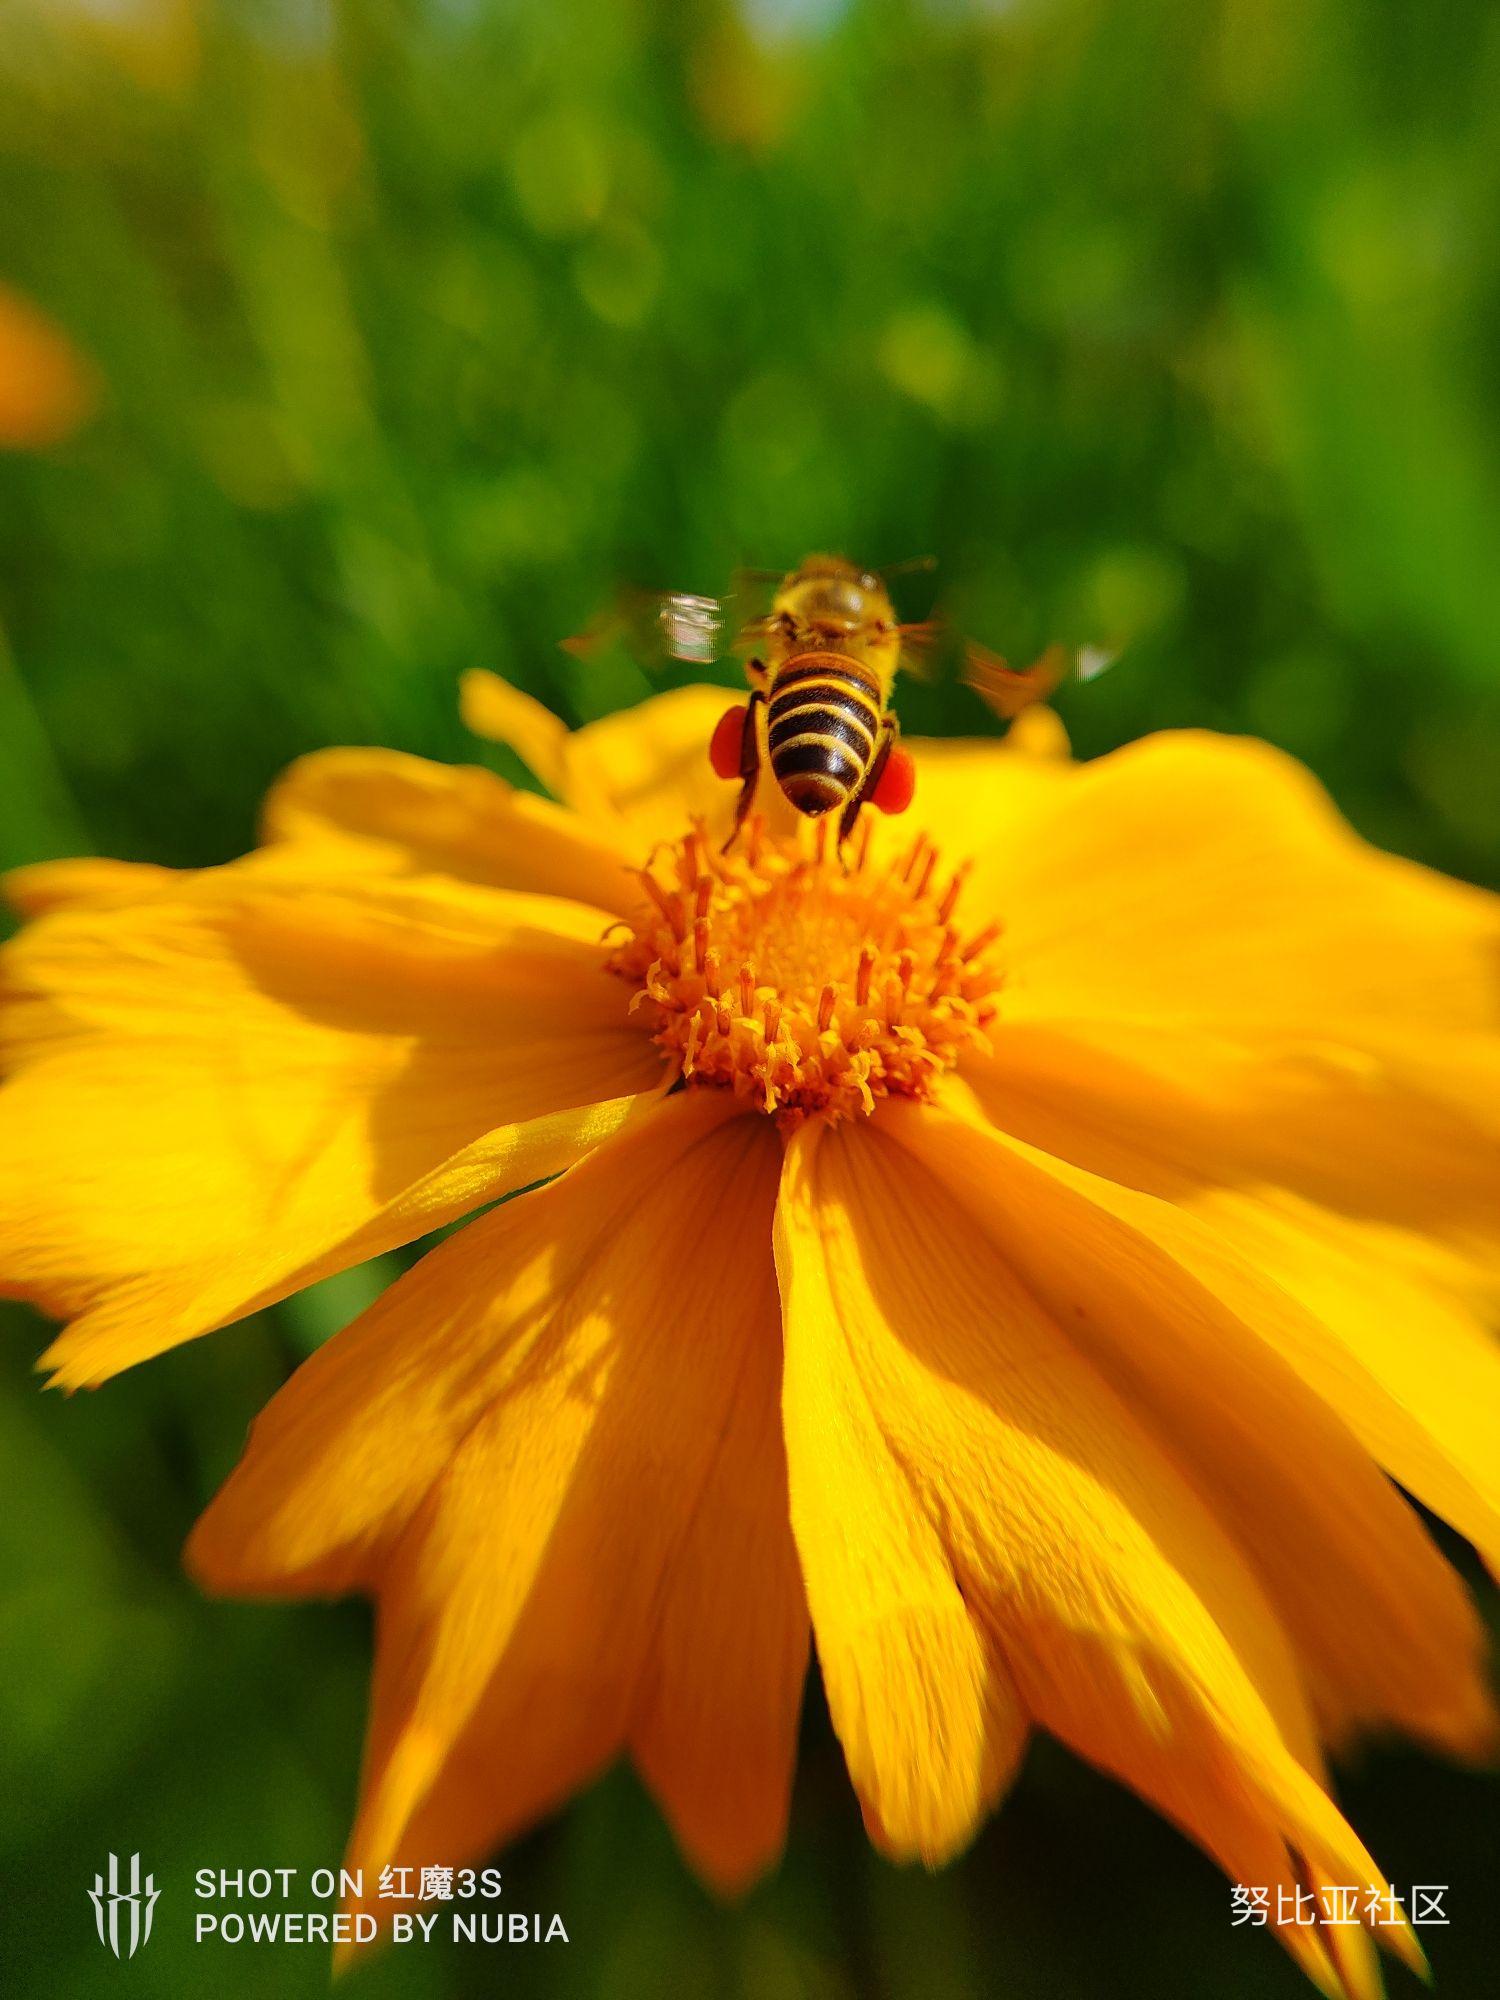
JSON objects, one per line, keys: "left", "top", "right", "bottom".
{"left": 605, "top": 816, "right": 1005, "bottom": 1123}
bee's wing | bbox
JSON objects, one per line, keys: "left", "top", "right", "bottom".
{"left": 561, "top": 588, "right": 730, "bottom": 670}
{"left": 878, "top": 554, "right": 939, "bottom": 583}
{"left": 894, "top": 619, "right": 1118, "bottom": 713}
{"left": 1074, "top": 643, "right": 1120, "bottom": 683}
{"left": 962, "top": 638, "right": 1068, "bottom": 718}
{"left": 885, "top": 564, "right": 1119, "bottom": 707}
{"left": 963, "top": 638, "right": 1119, "bottom": 719}
{"left": 894, "top": 606, "right": 1058, "bottom": 692}
{"left": 724, "top": 568, "right": 786, "bottom": 656}
{"left": 892, "top": 618, "right": 952, "bottom": 683}
{"left": 654, "top": 591, "right": 726, "bottom": 665}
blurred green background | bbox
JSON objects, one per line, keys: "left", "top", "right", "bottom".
{"left": 1, "top": 0, "right": 1497, "bottom": 1996}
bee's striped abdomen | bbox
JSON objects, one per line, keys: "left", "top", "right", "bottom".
{"left": 766, "top": 653, "right": 882, "bottom": 818}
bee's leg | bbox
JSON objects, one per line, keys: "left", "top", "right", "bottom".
{"left": 837, "top": 714, "right": 897, "bottom": 859}
{"left": 723, "top": 689, "right": 766, "bottom": 854}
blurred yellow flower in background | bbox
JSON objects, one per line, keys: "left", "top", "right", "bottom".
{"left": 2, "top": 684, "right": 1497, "bottom": 2000}
{"left": 0, "top": 283, "right": 95, "bottom": 451}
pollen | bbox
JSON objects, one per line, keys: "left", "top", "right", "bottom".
{"left": 606, "top": 816, "right": 1003, "bottom": 1123}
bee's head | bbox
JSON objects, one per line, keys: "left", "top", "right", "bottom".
{"left": 775, "top": 555, "right": 895, "bottom": 642}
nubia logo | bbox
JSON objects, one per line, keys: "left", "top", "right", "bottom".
{"left": 90, "top": 1853, "right": 159, "bottom": 1959}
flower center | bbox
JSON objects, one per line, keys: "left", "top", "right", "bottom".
{"left": 606, "top": 817, "right": 1003, "bottom": 1122}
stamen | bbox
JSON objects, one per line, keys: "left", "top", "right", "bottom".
{"left": 640, "top": 871, "right": 675, "bottom": 923}
{"left": 856, "top": 945, "right": 875, "bottom": 1006}
{"left": 606, "top": 820, "right": 1004, "bottom": 1124}
{"left": 937, "top": 861, "right": 971, "bottom": 924}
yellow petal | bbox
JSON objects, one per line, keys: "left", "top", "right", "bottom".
{"left": 962, "top": 1024, "right": 1500, "bottom": 1571}
{"left": 1189, "top": 1190, "right": 1500, "bottom": 1576}
{"left": 564, "top": 685, "right": 741, "bottom": 846}
{"left": 960, "top": 731, "right": 1500, "bottom": 1056}
{"left": 193, "top": 1095, "right": 787, "bottom": 1908}
{"left": 462, "top": 669, "right": 736, "bottom": 846}
{"left": 1001, "top": 704, "right": 1072, "bottom": 759}
{"left": 627, "top": 1262, "right": 809, "bottom": 1895}
{"left": 912, "top": 1084, "right": 1496, "bottom": 1759}
{"left": 776, "top": 1109, "right": 1403, "bottom": 1947}
{"left": 261, "top": 746, "right": 637, "bottom": 914}
{"left": 458, "top": 668, "right": 573, "bottom": 795}
{"left": 967, "top": 1018, "right": 1500, "bottom": 1252}
{"left": 0, "top": 869, "right": 663, "bottom": 1382}
{"left": 4, "top": 857, "right": 178, "bottom": 917}
{"left": 776, "top": 1118, "right": 1028, "bottom": 1865}
{"left": 903, "top": 723, "right": 1075, "bottom": 863}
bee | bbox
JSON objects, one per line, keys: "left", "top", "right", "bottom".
{"left": 566, "top": 552, "right": 1112, "bottom": 850}
{"left": 704, "top": 553, "right": 921, "bottom": 849}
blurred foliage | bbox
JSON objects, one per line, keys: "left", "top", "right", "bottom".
{"left": 1, "top": 0, "right": 1497, "bottom": 1996}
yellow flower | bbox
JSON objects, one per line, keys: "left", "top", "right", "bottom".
{"left": 4, "top": 677, "right": 1498, "bottom": 1998}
